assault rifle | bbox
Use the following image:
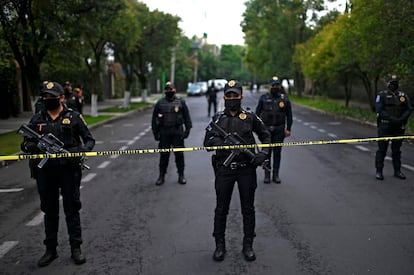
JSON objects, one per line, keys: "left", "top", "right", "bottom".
{"left": 209, "top": 121, "right": 270, "bottom": 172}
{"left": 18, "top": 124, "right": 90, "bottom": 170}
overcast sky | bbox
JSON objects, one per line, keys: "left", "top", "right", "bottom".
{"left": 139, "top": 0, "right": 347, "bottom": 46}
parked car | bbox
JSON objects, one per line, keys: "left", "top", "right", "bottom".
{"left": 197, "top": 81, "right": 208, "bottom": 95}
{"left": 187, "top": 83, "right": 203, "bottom": 96}
{"left": 208, "top": 79, "right": 228, "bottom": 91}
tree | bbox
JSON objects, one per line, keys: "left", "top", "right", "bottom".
{"left": 0, "top": 0, "right": 66, "bottom": 111}
{"left": 242, "top": 0, "right": 326, "bottom": 94}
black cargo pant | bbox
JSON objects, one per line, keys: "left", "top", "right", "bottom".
{"left": 265, "top": 125, "right": 285, "bottom": 173}
{"left": 158, "top": 128, "right": 185, "bottom": 175}
{"left": 207, "top": 98, "right": 217, "bottom": 116}
{"left": 35, "top": 162, "right": 82, "bottom": 249}
{"left": 375, "top": 125, "right": 405, "bottom": 172}
{"left": 213, "top": 165, "right": 257, "bottom": 240}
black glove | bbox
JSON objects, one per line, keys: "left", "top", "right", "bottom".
{"left": 183, "top": 129, "right": 190, "bottom": 139}
{"left": 253, "top": 151, "right": 268, "bottom": 167}
{"left": 209, "top": 136, "right": 223, "bottom": 146}
{"left": 21, "top": 141, "right": 39, "bottom": 153}
{"left": 153, "top": 131, "right": 160, "bottom": 141}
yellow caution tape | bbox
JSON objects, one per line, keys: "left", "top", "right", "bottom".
{"left": 1, "top": 135, "right": 413, "bottom": 162}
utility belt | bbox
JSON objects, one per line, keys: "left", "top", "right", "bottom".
{"left": 267, "top": 124, "right": 284, "bottom": 131}
{"left": 218, "top": 162, "right": 251, "bottom": 170}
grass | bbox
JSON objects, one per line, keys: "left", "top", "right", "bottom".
{"left": 83, "top": 114, "right": 114, "bottom": 125}
{"left": 0, "top": 131, "right": 22, "bottom": 156}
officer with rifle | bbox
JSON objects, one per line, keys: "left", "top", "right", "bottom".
{"left": 20, "top": 81, "right": 95, "bottom": 267}
{"left": 204, "top": 80, "right": 270, "bottom": 262}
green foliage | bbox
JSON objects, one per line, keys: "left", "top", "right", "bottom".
{"left": 295, "top": 0, "right": 414, "bottom": 109}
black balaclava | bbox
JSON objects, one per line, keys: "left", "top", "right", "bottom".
{"left": 225, "top": 98, "right": 241, "bottom": 111}
{"left": 44, "top": 97, "right": 61, "bottom": 110}
{"left": 388, "top": 81, "right": 399, "bottom": 92}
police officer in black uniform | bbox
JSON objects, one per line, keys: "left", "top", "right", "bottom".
{"left": 64, "top": 81, "right": 82, "bottom": 112}
{"left": 375, "top": 76, "right": 412, "bottom": 180}
{"left": 255, "top": 76, "right": 292, "bottom": 184}
{"left": 204, "top": 80, "right": 270, "bottom": 262}
{"left": 152, "top": 81, "right": 192, "bottom": 185}
{"left": 206, "top": 80, "right": 218, "bottom": 117}
{"left": 21, "top": 81, "right": 95, "bottom": 267}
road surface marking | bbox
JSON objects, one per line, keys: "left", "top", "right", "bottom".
{"left": 328, "top": 133, "right": 337, "bottom": 138}
{"left": 97, "top": 161, "right": 111, "bottom": 169}
{"left": 26, "top": 212, "right": 43, "bottom": 226}
{"left": 402, "top": 164, "right": 414, "bottom": 172}
{"left": 318, "top": 129, "right": 326, "bottom": 133}
{"left": 0, "top": 241, "right": 18, "bottom": 258}
{"left": 355, "top": 145, "right": 370, "bottom": 152}
{"left": 122, "top": 123, "right": 134, "bottom": 127}
{"left": 0, "top": 188, "right": 23, "bottom": 193}
{"left": 81, "top": 173, "right": 97, "bottom": 183}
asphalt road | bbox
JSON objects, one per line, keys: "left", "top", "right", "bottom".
{"left": 1, "top": 91, "right": 414, "bottom": 275}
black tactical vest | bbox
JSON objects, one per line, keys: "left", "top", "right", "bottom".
{"left": 157, "top": 98, "right": 184, "bottom": 127}
{"left": 260, "top": 95, "right": 287, "bottom": 126}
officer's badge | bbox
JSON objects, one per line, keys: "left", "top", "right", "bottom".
{"left": 62, "top": 118, "right": 71, "bottom": 125}
{"left": 400, "top": 96, "right": 406, "bottom": 103}
{"left": 174, "top": 105, "right": 180, "bottom": 112}
{"left": 228, "top": 80, "right": 236, "bottom": 87}
{"left": 279, "top": 101, "right": 285, "bottom": 108}
{"left": 272, "top": 76, "right": 279, "bottom": 81}
{"left": 46, "top": 82, "right": 54, "bottom": 89}
{"left": 239, "top": 112, "right": 247, "bottom": 120}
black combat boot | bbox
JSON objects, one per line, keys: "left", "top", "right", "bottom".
{"left": 178, "top": 174, "right": 187, "bottom": 184}
{"left": 264, "top": 170, "right": 270, "bottom": 184}
{"left": 242, "top": 237, "right": 256, "bottom": 261}
{"left": 212, "top": 238, "right": 226, "bottom": 261}
{"left": 375, "top": 169, "right": 384, "bottom": 180}
{"left": 71, "top": 247, "right": 86, "bottom": 265}
{"left": 155, "top": 173, "right": 165, "bottom": 185}
{"left": 37, "top": 248, "right": 58, "bottom": 267}
{"left": 272, "top": 171, "right": 281, "bottom": 184}
{"left": 394, "top": 171, "right": 406, "bottom": 180}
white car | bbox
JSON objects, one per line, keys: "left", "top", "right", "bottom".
{"left": 208, "top": 79, "right": 228, "bottom": 91}
{"left": 197, "top": 81, "right": 208, "bottom": 95}
{"left": 187, "top": 83, "right": 203, "bottom": 96}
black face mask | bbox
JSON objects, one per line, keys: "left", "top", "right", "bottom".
{"left": 44, "top": 98, "right": 61, "bottom": 110}
{"left": 225, "top": 99, "right": 241, "bottom": 111}
{"left": 388, "top": 83, "right": 398, "bottom": 92}
{"left": 165, "top": 91, "right": 175, "bottom": 100}
{"left": 270, "top": 87, "right": 281, "bottom": 96}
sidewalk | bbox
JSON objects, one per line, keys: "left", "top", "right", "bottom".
{"left": 0, "top": 96, "right": 159, "bottom": 135}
